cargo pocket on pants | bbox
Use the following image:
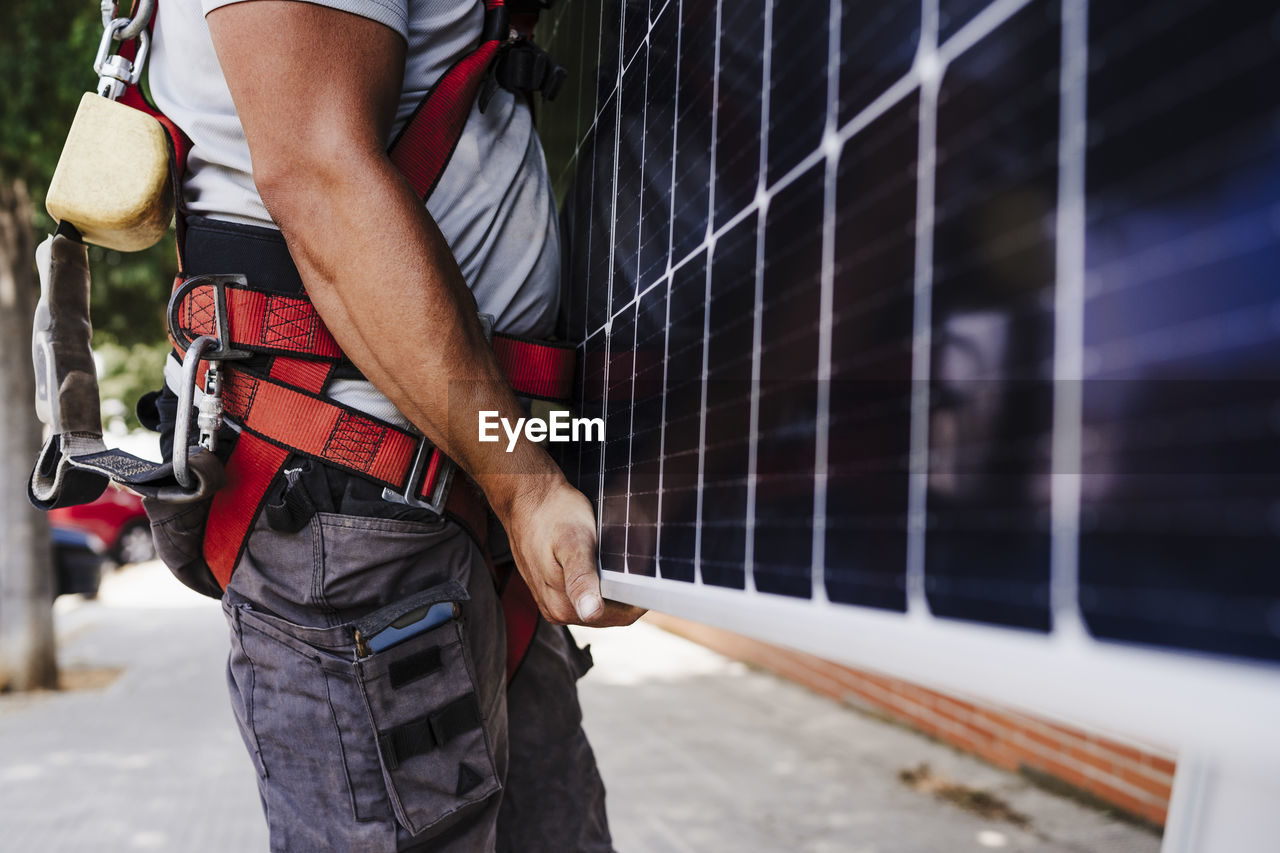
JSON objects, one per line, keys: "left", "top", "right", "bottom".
{"left": 225, "top": 596, "right": 395, "bottom": 837}
{"left": 354, "top": 581, "right": 501, "bottom": 836}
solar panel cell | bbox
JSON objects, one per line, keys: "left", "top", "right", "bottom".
{"left": 825, "top": 92, "right": 919, "bottom": 612}
{"left": 766, "top": 0, "right": 830, "bottom": 188}
{"left": 657, "top": 252, "right": 709, "bottom": 583}
{"left": 700, "top": 215, "right": 757, "bottom": 589}
{"left": 1079, "top": 0, "right": 1280, "bottom": 662}
{"left": 585, "top": 98, "right": 619, "bottom": 337}
{"left": 712, "top": 0, "right": 765, "bottom": 228}
{"left": 637, "top": 7, "right": 678, "bottom": 291}
{"left": 924, "top": 0, "right": 1058, "bottom": 631}
{"left": 671, "top": 0, "right": 717, "bottom": 260}
{"left": 837, "top": 1, "right": 920, "bottom": 127}
{"left": 752, "top": 163, "right": 825, "bottom": 598}
{"left": 939, "top": 0, "right": 994, "bottom": 43}
{"left": 612, "top": 45, "right": 649, "bottom": 315}
{"left": 601, "top": 308, "right": 638, "bottom": 573}
{"left": 626, "top": 283, "right": 669, "bottom": 576}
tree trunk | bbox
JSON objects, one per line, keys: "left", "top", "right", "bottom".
{"left": 0, "top": 179, "right": 58, "bottom": 692}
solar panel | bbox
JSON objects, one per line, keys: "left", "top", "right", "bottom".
{"left": 538, "top": 0, "right": 1280, "bottom": 840}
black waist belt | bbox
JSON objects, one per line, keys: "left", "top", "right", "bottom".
{"left": 184, "top": 215, "right": 308, "bottom": 296}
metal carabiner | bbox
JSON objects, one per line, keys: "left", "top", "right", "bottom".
{"left": 93, "top": 18, "right": 150, "bottom": 99}
{"left": 172, "top": 335, "right": 220, "bottom": 490}
{"left": 99, "top": 0, "right": 156, "bottom": 41}
{"left": 118, "top": 0, "right": 156, "bottom": 40}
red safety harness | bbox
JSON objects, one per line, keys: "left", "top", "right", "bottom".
{"left": 119, "top": 0, "right": 561, "bottom": 682}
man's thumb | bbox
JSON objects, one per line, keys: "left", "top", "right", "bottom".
{"left": 560, "top": 530, "right": 603, "bottom": 622}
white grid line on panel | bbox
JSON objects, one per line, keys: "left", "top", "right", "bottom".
{"left": 905, "top": 0, "right": 941, "bottom": 617}
{"left": 619, "top": 14, "right": 640, "bottom": 77}
{"left": 811, "top": 0, "right": 843, "bottom": 605}
{"left": 693, "top": 239, "right": 715, "bottom": 587}
{"left": 706, "top": 0, "right": 724, "bottom": 250}
{"left": 596, "top": 5, "right": 627, "bottom": 542}
{"left": 742, "top": 0, "right": 775, "bottom": 594}
{"left": 647, "top": 1, "right": 683, "bottom": 581}
{"left": 621, "top": 305, "right": 641, "bottom": 573}
{"left": 619, "top": 27, "right": 656, "bottom": 571}
{"left": 1050, "top": 0, "right": 1089, "bottom": 639}
{"left": 661, "top": 0, "right": 683, "bottom": 284}
{"left": 612, "top": 36, "right": 651, "bottom": 324}
{"left": 686, "top": 0, "right": 728, "bottom": 589}
{"left": 654, "top": 273, "right": 673, "bottom": 578}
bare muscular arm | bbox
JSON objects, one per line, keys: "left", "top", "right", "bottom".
{"left": 205, "top": 1, "right": 640, "bottom": 628}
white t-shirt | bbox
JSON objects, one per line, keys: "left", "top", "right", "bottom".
{"left": 149, "top": 0, "right": 561, "bottom": 339}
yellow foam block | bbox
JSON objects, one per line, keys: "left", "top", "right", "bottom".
{"left": 46, "top": 93, "right": 174, "bottom": 252}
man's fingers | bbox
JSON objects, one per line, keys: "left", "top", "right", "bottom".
{"left": 556, "top": 526, "right": 603, "bottom": 623}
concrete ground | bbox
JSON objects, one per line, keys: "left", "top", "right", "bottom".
{"left": 0, "top": 561, "right": 1161, "bottom": 853}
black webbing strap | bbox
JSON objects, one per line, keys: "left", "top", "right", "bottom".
{"left": 377, "top": 694, "right": 483, "bottom": 771}
{"left": 388, "top": 647, "right": 444, "bottom": 690}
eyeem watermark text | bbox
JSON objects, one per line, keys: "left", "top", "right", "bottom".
{"left": 478, "top": 410, "right": 604, "bottom": 452}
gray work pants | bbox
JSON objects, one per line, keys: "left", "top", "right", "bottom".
{"left": 220, "top": 507, "right": 613, "bottom": 852}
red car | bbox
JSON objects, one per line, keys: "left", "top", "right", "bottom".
{"left": 50, "top": 484, "right": 155, "bottom": 565}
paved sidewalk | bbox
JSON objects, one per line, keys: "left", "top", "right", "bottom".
{"left": 575, "top": 627, "right": 1161, "bottom": 853}
{"left": 0, "top": 562, "right": 1160, "bottom": 852}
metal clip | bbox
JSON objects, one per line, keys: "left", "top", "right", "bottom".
{"left": 92, "top": 0, "right": 156, "bottom": 98}
{"left": 103, "top": 0, "right": 155, "bottom": 40}
{"left": 167, "top": 275, "right": 251, "bottom": 490}
{"left": 167, "top": 274, "right": 254, "bottom": 362}
{"left": 171, "top": 335, "right": 244, "bottom": 489}
{"left": 381, "top": 440, "right": 457, "bottom": 516}
{"left": 93, "top": 18, "right": 149, "bottom": 100}
{"left": 171, "top": 335, "right": 217, "bottom": 490}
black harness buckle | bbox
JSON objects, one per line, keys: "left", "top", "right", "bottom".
{"left": 480, "top": 38, "right": 567, "bottom": 112}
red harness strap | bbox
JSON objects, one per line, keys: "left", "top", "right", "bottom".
{"left": 497, "top": 562, "right": 540, "bottom": 682}
{"left": 390, "top": 0, "right": 511, "bottom": 201}
{"left": 191, "top": 344, "right": 562, "bottom": 587}
{"left": 171, "top": 277, "right": 577, "bottom": 400}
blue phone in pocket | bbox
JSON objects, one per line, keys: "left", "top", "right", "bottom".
{"left": 366, "top": 600, "right": 458, "bottom": 653}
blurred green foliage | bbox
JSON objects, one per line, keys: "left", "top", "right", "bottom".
{"left": 2, "top": 0, "right": 176, "bottom": 427}
{"left": 97, "top": 338, "right": 172, "bottom": 428}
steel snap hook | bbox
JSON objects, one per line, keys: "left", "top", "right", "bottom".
{"left": 116, "top": 0, "right": 156, "bottom": 41}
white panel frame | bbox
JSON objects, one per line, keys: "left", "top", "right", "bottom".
{"left": 601, "top": 571, "right": 1280, "bottom": 769}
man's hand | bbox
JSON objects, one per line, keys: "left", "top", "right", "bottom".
{"left": 499, "top": 477, "right": 645, "bottom": 627}
{"left": 206, "top": 2, "right": 642, "bottom": 627}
